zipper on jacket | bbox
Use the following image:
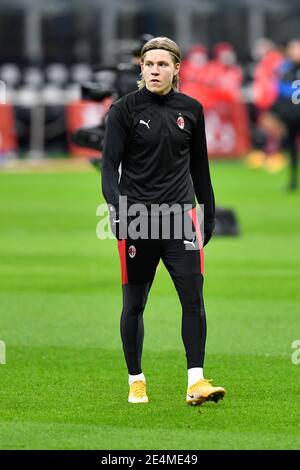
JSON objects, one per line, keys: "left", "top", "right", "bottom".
{"left": 161, "top": 104, "right": 169, "bottom": 137}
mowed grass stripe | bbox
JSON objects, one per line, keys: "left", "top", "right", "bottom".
{"left": 0, "top": 162, "right": 299, "bottom": 449}
{"left": 0, "top": 421, "right": 299, "bottom": 450}
{"left": 0, "top": 347, "right": 299, "bottom": 443}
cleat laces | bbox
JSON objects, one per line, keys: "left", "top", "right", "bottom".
{"left": 131, "top": 380, "right": 146, "bottom": 398}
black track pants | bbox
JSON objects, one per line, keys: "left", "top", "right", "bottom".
{"left": 118, "top": 209, "right": 207, "bottom": 375}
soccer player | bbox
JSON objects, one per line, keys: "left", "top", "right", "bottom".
{"left": 101, "top": 37, "right": 226, "bottom": 405}
{"left": 271, "top": 39, "right": 300, "bottom": 190}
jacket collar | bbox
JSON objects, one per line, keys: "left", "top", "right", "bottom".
{"left": 141, "top": 86, "right": 175, "bottom": 102}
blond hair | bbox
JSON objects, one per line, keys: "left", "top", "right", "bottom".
{"left": 137, "top": 37, "right": 181, "bottom": 91}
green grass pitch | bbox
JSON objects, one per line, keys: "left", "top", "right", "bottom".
{"left": 0, "top": 160, "right": 299, "bottom": 450}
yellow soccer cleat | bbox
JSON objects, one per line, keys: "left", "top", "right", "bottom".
{"left": 245, "top": 150, "right": 266, "bottom": 169}
{"left": 128, "top": 380, "right": 149, "bottom": 403}
{"left": 264, "top": 153, "right": 287, "bottom": 173}
{"left": 186, "top": 379, "right": 226, "bottom": 406}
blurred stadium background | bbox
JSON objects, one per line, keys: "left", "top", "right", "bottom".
{"left": 0, "top": 0, "right": 300, "bottom": 450}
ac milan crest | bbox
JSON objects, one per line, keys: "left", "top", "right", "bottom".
{"left": 177, "top": 114, "right": 185, "bottom": 129}
{"left": 128, "top": 245, "right": 136, "bottom": 258}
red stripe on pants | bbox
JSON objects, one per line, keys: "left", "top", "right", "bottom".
{"left": 118, "top": 240, "right": 128, "bottom": 285}
{"left": 188, "top": 207, "right": 204, "bottom": 275}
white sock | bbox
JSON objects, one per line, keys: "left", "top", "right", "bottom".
{"left": 188, "top": 367, "right": 204, "bottom": 388}
{"left": 129, "top": 373, "right": 146, "bottom": 385}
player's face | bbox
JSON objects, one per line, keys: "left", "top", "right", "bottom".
{"left": 141, "top": 49, "right": 180, "bottom": 95}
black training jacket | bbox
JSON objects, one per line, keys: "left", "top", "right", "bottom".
{"left": 101, "top": 86, "right": 215, "bottom": 240}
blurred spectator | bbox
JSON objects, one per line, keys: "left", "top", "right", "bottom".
{"left": 180, "top": 42, "right": 243, "bottom": 108}
{"left": 270, "top": 39, "right": 300, "bottom": 189}
{"left": 207, "top": 42, "right": 243, "bottom": 102}
{"left": 180, "top": 44, "right": 208, "bottom": 82}
{"left": 180, "top": 41, "right": 249, "bottom": 158}
{"left": 246, "top": 38, "right": 285, "bottom": 172}
{"left": 252, "top": 38, "right": 284, "bottom": 111}
{"left": 180, "top": 44, "right": 216, "bottom": 108}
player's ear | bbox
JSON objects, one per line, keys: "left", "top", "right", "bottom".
{"left": 174, "top": 62, "right": 180, "bottom": 76}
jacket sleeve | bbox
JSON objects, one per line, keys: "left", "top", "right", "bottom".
{"left": 101, "top": 103, "right": 129, "bottom": 212}
{"left": 189, "top": 105, "right": 215, "bottom": 246}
